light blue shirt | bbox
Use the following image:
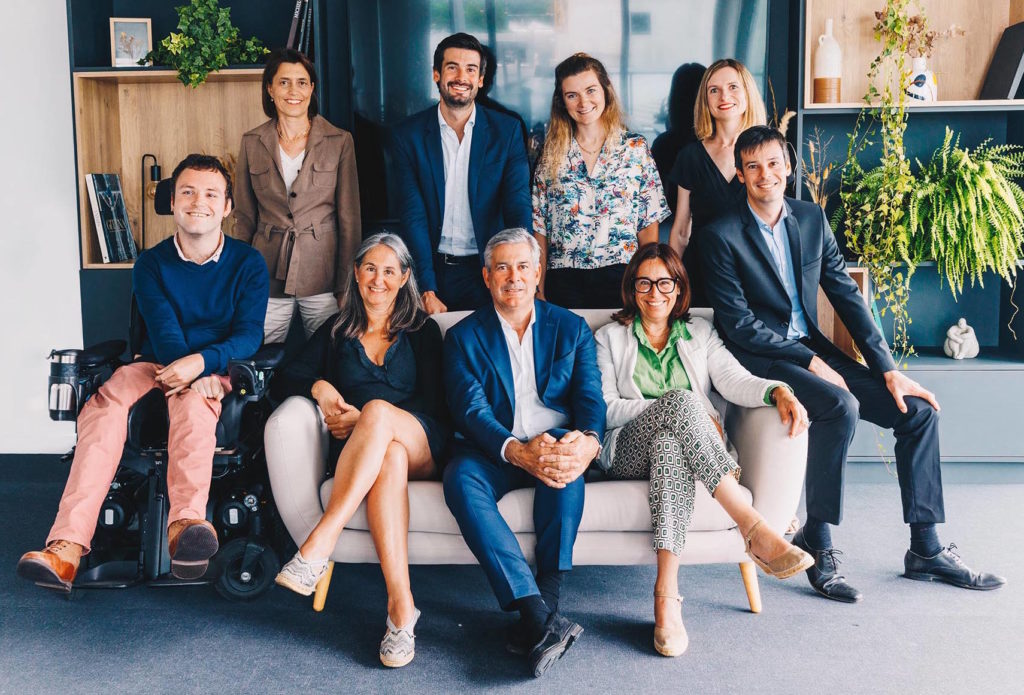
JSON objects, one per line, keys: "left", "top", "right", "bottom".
{"left": 748, "top": 202, "right": 810, "bottom": 339}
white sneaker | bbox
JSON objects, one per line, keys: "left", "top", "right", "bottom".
{"left": 380, "top": 608, "right": 421, "bottom": 668}
{"left": 274, "top": 551, "right": 329, "bottom": 596}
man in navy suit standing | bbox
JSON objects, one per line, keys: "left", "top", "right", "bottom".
{"left": 442, "top": 228, "right": 604, "bottom": 676}
{"left": 391, "top": 33, "right": 531, "bottom": 313}
{"left": 701, "top": 125, "right": 1004, "bottom": 603}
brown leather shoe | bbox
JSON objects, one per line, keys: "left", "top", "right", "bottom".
{"left": 16, "top": 540, "right": 82, "bottom": 593}
{"left": 167, "top": 519, "right": 218, "bottom": 580}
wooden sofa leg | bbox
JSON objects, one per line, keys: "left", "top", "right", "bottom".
{"left": 739, "top": 562, "right": 762, "bottom": 614}
{"left": 312, "top": 561, "right": 335, "bottom": 612}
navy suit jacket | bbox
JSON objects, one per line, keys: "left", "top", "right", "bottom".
{"left": 443, "top": 300, "right": 606, "bottom": 463}
{"left": 701, "top": 197, "right": 897, "bottom": 376}
{"left": 391, "top": 104, "right": 532, "bottom": 293}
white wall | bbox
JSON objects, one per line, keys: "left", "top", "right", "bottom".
{"left": 0, "top": 1, "right": 83, "bottom": 452}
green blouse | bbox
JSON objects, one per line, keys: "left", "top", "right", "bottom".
{"left": 631, "top": 317, "right": 782, "bottom": 405}
{"left": 632, "top": 317, "right": 692, "bottom": 399}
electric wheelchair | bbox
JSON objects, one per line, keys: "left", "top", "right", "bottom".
{"left": 43, "top": 181, "right": 289, "bottom": 601}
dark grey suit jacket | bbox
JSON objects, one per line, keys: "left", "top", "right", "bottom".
{"left": 700, "top": 197, "right": 896, "bottom": 376}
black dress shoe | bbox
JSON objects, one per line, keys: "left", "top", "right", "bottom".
{"left": 792, "top": 528, "right": 863, "bottom": 603}
{"left": 505, "top": 619, "right": 534, "bottom": 656}
{"left": 904, "top": 543, "right": 1006, "bottom": 590}
{"left": 527, "top": 613, "right": 583, "bottom": 677}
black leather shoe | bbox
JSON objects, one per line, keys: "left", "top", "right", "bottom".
{"left": 505, "top": 619, "right": 534, "bottom": 656}
{"left": 792, "top": 528, "right": 863, "bottom": 603}
{"left": 904, "top": 543, "right": 1006, "bottom": 590}
{"left": 527, "top": 613, "right": 583, "bottom": 677}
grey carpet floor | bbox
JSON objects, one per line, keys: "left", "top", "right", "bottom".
{"left": 1, "top": 457, "right": 1021, "bottom": 694}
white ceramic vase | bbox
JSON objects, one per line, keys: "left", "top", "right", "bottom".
{"left": 906, "top": 56, "right": 938, "bottom": 102}
{"left": 813, "top": 18, "right": 842, "bottom": 103}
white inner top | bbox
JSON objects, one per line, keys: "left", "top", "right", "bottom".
{"left": 279, "top": 146, "right": 306, "bottom": 194}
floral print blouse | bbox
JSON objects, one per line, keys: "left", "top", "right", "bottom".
{"left": 533, "top": 130, "right": 669, "bottom": 269}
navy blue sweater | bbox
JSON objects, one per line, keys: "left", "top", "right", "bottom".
{"left": 132, "top": 235, "right": 269, "bottom": 376}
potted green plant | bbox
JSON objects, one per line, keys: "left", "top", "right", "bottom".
{"left": 140, "top": 0, "right": 269, "bottom": 88}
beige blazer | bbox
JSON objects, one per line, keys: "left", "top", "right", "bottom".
{"left": 233, "top": 115, "right": 361, "bottom": 298}
{"left": 594, "top": 316, "right": 785, "bottom": 469}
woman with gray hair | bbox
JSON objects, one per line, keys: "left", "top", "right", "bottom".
{"left": 272, "top": 233, "right": 449, "bottom": 668}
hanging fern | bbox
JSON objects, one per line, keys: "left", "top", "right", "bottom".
{"left": 909, "top": 128, "right": 1024, "bottom": 297}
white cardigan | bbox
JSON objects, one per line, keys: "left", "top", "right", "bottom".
{"left": 593, "top": 317, "right": 785, "bottom": 469}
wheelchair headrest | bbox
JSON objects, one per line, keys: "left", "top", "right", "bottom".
{"left": 154, "top": 178, "right": 173, "bottom": 215}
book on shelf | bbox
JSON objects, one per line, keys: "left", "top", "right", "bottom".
{"left": 980, "top": 21, "right": 1024, "bottom": 99}
{"left": 296, "top": 0, "right": 310, "bottom": 54}
{"left": 286, "top": 0, "right": 304, "bottom": 49}
{"left": 301, "top": 1, "right": 313, "bottom": 55}
{"left": 85, "top": 174, "right": 138, "bottom": 264}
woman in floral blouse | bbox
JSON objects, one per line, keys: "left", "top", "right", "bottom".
{"left": 533, "top": 53, "right": 670, "bottom": 309}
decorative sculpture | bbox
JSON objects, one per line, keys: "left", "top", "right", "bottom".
{"left": 943, "top": 318, "right": 979, "bottom": 359}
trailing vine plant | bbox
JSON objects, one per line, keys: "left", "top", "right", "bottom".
{"left": 838, "top": 0, "right": 918, "bottom": 359}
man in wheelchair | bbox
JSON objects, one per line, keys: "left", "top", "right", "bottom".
{"left": 18, "top": 154, "right": 269, "bottom": 592}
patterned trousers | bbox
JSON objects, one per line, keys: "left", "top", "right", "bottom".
{"left": 607, "top": 389, "right": 738, "bottom": 555}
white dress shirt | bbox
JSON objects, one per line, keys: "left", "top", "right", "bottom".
{"left": 437, "top": 104, "right": 478, "bottom": 256}
{"left": 497, "top": 309, "right": 568, "bottom": 461}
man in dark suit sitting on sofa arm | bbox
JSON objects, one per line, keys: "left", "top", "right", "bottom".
{"left": 442, "top": 228, "right": 605, "bottom": 677}
{"left": 700, "top": 125, "right": 1004, "bottom": 602}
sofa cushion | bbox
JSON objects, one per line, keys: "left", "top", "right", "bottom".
{"left": 322, "top": 477, "right": 750, "bottom": 535}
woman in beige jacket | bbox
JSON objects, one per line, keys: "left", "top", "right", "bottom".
{"left": 594, "top": 243, "right": 811, "bottom": 657}
{"left": 234, "top": 48, "right": 361, "bottom": 342}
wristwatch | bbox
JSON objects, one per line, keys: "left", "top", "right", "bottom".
{"left": 583, "top": 429, "right": 603, "bottom": 459}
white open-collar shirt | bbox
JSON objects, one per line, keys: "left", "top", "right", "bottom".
{"left": 497, "top": 308, "right": 568, "bottom": 460}
{"left": 437, "top": 104, "right": 478, "bottom": 256}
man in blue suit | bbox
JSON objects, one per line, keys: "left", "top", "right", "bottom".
{"left": 391, "top": 32, "right": 531, "bottom": 313}
{"left": 442, "top": 228, "right": 605, "bottom": 677}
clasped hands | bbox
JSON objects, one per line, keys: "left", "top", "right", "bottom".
{"left": 506, "top": 431, "right": 601, "bottom": 489}
{"left": 154, "top": 353, "right": 229, "bottom": 401}
{"left": 312, "top": 379, "right": 361, "bottom": 439}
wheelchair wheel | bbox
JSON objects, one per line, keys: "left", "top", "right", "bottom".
{"left": 214, "top": 538, "right": 279, "bottom": 602}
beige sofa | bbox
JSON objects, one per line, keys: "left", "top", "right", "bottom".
{"left": 264, "top": 308, "right": 808, "bottom": 613}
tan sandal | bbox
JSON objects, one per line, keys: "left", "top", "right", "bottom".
{"left": 653, "top": 593, "right": 689, "bottom": 657}
{"left": 745, "top": 519, "right": 815, "bottom": 580}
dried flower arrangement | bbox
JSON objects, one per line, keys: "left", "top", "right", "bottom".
{"left": 874, "top": 9, "right": 965, "bottom": 59}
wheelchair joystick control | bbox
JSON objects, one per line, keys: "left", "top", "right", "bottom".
{"left": 48, "top": 349, "right": 81, "bottom": 421}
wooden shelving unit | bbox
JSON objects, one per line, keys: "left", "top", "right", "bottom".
{"left": 73, "top": 68, "right": 265, "bottom": 268}
{"left": 803, "top": 0, "right": 1024, "bottom": 109}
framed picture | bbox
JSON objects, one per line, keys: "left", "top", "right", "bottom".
{"left": 110, "top": 18, "right": 152, "bottom": 67}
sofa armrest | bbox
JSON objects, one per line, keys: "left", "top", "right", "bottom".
{"left": 264, "top": 396, "right": 329, "bottom": 547}
{"left": 726, "top": 406, "right": 808, "bottom": 534}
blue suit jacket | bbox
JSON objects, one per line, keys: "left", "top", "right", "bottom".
{"left": 391, "top": 104, "right": 532, "bottom": 293}
{"left": 701, "top": 197, "right": 897, "bottom": 376}
{"left": 443, "top": 300, "right": 606, "bottom": 462}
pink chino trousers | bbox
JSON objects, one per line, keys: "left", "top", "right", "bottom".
{"left": 47, "top": 362, "right": 225, "bottom": 551}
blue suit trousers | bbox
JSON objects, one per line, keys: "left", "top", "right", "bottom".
{"left": 442, "top": 441, "right": 584, "bottom": 610}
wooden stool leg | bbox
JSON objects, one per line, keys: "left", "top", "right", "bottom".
{"left": 739, "top": 561, "right": 762, "bottom": 614}
{"left": 312, "top": 561, "right": 334, "bottom": 612}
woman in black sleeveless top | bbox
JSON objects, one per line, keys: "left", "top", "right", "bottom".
{"left": 667, "top": 59, "right": 766, "bottom": 307}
